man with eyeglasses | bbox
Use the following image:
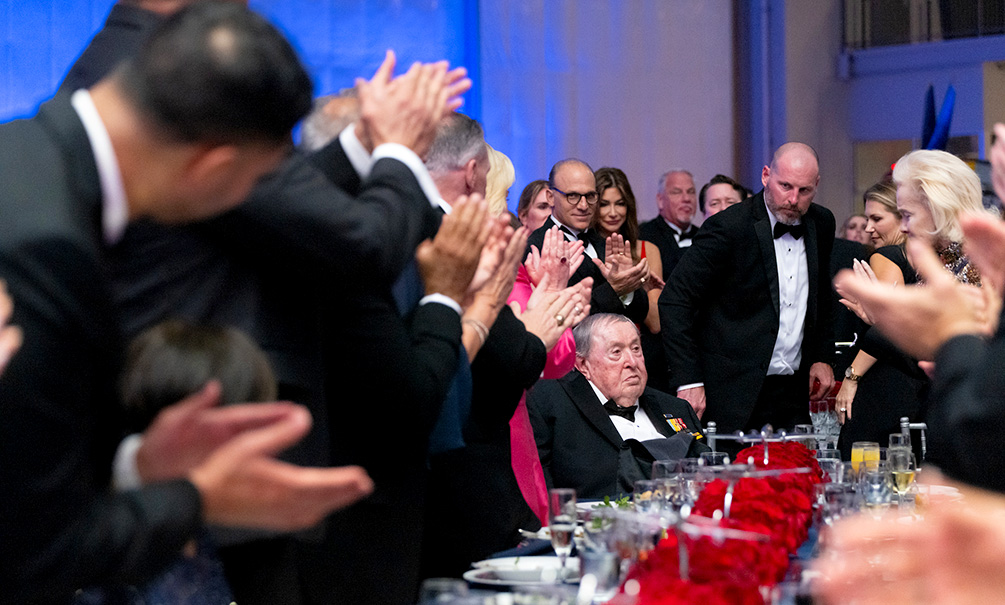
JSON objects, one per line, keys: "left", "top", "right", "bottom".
{"left": 526, "top": 158, "right": 650, "bottom": 324}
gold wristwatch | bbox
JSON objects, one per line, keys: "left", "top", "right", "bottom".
{"left": 844, "top": 366, "right": 861, "bottom": 382}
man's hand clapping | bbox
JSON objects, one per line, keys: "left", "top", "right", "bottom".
{"left": 0, "top": 280, "right": 22, "bottom": 376}
{"left": 415, "top": 195, "right": 491, "bottom": 305}
{"left": 355, "top": 50, "right": 471, "bottom": 157}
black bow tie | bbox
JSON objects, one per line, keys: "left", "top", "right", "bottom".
{"left": 603, "top": 400, "right": 638, "bottom": 422}
{"left": 677, "top": 227, "right": 697, "bottom": 242}
{"left": 773, "top": 222, "right": 806, "bottom": 239}
{"left": 560, "top": 225, "right": 591, "bottom": 245}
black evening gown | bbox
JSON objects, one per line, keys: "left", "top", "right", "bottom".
{"left": 839, "top": 245, "right": 929, "bottom": 459}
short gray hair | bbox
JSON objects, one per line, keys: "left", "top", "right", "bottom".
{"left": 425, "top": 112, "right": 487, "bottom": 175}
{"left": 573, "top": 313, "right": 640, "bottom": 359}
{"left": 657, "top": 169, "right": 694, "bottom": 196}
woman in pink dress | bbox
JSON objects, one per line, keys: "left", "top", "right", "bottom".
{"left": 507, "top": 227, "right": 588, "bottom": 525}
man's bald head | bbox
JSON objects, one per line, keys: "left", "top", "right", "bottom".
{"left": 770, "top": 142, "right": 819, "bottom": 174}
{"left": 548, "top": 158, "right": 597, "bottom": 231}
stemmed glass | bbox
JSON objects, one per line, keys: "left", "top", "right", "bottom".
{"left": 886, "top": 449, "right": 917, "bottom": 507}
{"left": 548, "top": 488, "right": 577, "bottom": 582}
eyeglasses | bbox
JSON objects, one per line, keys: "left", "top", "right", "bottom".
{"left": 551, "top": 186, "right": 599, "bottom": 206}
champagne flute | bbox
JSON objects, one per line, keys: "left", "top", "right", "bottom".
{"left": 887, "top": 449, "right": 917, "bottom": 507}
{"left": 548, "top": 488, "right": 577, "bottom": 582}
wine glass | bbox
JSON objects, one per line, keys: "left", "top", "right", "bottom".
{"left": 887, "top": 449, "right": 917, "bottom": 507}
{"left": 548, "top": 488, "right": 577, "bottom": 582}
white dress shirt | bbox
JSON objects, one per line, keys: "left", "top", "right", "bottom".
{"left": 764, "top": 202, "right": 809, "bottom": 375}
{"left": 551, "top": 217, "right": 597, "bottom": 259}
{"left": 662, "top": 217, "right": 694, "bottom": 248}
{"left": 71, "top": 90, "right": 128, "bottom": 245}
{"left": 338, "top": 124, "right": 443, "bottom": 211}
{"left": 586, "top": 380, "right": 665, "bottom": 442}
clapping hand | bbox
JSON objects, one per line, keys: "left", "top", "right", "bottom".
{"left": 837, "top": 258, "right": 881, "bottom": 325}
{"left": 471, "top": 225, "right": 529, "bottom": 312}
{"left": 415, "top": 195, "right": 491, "bottom": 305}
{"left": 0, "top": 280, "right": 22, "bottom": 376}
{"left": 834, "top": 240, "right": 994, "bottom": 360}
{"left": 593, "top": 233, "right": 649, "bottom": 296}
{"left": 525, "top": 227, "right": 583, "bottom": 292}
{"left": 356, "top": 50, "right": 472, "bottom": 157}
{"left": 512, "top": 278, "right": 593, "bottom": 351}
{"left": 136, "top": 380, "right": 374, "bottom": 531}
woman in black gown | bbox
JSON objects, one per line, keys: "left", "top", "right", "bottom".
{"left": 838, "top": 153, "right": 988, "bottom": 460}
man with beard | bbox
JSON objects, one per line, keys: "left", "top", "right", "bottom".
{"left": 659, "top": 143, "right": 835, "bottom": 444}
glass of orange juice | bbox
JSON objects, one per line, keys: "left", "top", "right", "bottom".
{"left": 850, "top": 441, "right": 880, "bottom": 471}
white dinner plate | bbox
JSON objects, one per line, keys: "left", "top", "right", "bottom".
{"left": 466, "top": 556, "right": 580, "bottom": 586}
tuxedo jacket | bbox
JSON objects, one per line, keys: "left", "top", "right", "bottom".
{"left": 0, "top": 95, "right": 203, "bottom": 604}
{"left": 526, "top": 217, "right": 649, "bottom": 324}
{"left": 57, "top": 14, "right": 447, "bottom": 602}
{"left": 527, "top": 371, "right": 709, "bottom": 500}
{"left": 659, "top": 192, "right": 835, "bottom": 434}
{"left": 638, "top": 216, "right": 693, "bottom": 279}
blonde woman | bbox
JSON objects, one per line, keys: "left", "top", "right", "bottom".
{"left": 838, "top": 152, "right": 991, "bottom": 457}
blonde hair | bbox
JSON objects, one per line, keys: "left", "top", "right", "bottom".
{"left": 485, "top": 144, "right": 515, "bottom": 215}
{"left": 892, "top": 149, "right": 987, "bottom": 243}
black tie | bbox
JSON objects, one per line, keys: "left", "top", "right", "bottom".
{"left": 604, "top": 400, "right": 637, "bottom": 422}
{"left": 677, "top": 227, "right": 697, "bottom": 242}
{"left": 560, "top": 226, "right": 591, "bottom": 246}
{"left": 773, "top": 222, "right": 806, "bottom": 239}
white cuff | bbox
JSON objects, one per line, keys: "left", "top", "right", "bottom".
{"left": 419, "top": 293, "right": 462, "bottom": 315}
{"left": 338, "top": 124, "right": 373, "bottom": 177}
{"left": 372, "top": 143, "right": 443, "bottom": 210}
{"left": 620, "top": 290, "right": 635, "bottom": 306}
{"left": 677, "top": 382, "right": 704, "bottom": 392}
{"left": 112, "top": 433, "right": 144, "bottom": 492}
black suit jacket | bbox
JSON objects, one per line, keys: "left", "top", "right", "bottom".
{"left": 59, "top": 4, "right": 160, "bottom": 93}
{"left": 926, "top": 309, "right": 1005, "bottom": 494}
{"left": 638, "top": 216, "right": 693, "bottom": 279}
{"left": 659, "top": 192, "right": 835, "bottom": 434}
{"left": 58, "top": 12, "right": 447, "bottom": 602}
{"left": 0, "top": 95, "right": 202, "bottom": 604}
{"left": 526, "top": 217, "right": 649, "bottom": 324}
{"left": 527, "top": 371, "right": 708, "bottom": 500}
{"left": 829, "top": 238, "right": 870, "bottom": 376}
